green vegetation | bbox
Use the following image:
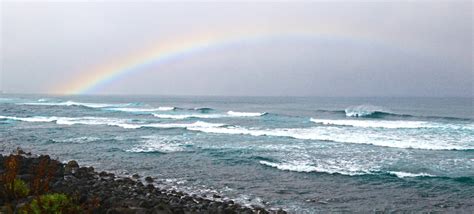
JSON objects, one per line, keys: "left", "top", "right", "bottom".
{"left": 20, "top": 193, "right": 81, "bottom": 214}
{"left": 9, "top": 178, "right": 30, "bottom": 198}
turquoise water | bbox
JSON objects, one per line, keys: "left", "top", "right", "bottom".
{"left": 1, "top": 95, "right": 473, "bottom": 212}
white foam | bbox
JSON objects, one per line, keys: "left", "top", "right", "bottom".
{"left": 387, "top": 171, "right": 435, "bottom": 178}
{"left": 344, "top": 105, "right": 388, "bottom": 117}
{"left": 143, "top": 121, "right": 226, "bottom": 129}
{"left": 52, "top": 137, "right": 101, "bottom": 144}
{"left": 153, "top": 111, "right": 267, "bottom": 120}
{"left": 259, "top": 160, "right": 371, "bottom": 176}
{"left": 126, "top": 135, "right": 189, "bottom": 153}
{"left": 227, "top": 111, "right": 267, "bottom": 117}
{"left": 0, "top": 115, "right": 226, "bottom": 130}
{"left": 153, "top": 113, "right": 223, "bottom": 119}
{"left": 0, "top": 115, "right": 58, "bottom": 123}
{"left": 310, "top": 118, "right": 435, "bottom": 129}
{"left": 0, "top": 115, "right": 141, "bottom": 128}
{"left": 259, "top": 160, "right": 437, "bottom": 178}
{"left": 109, "top": 107, "right": 175, "bottom": 112}
{"left": 186, "top": 125, "right": 474, "bottom": 150}
{"left": 259, "top": 160, "right": 319, "bottom": 173}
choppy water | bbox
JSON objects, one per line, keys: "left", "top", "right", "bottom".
{"left": 1, "top": 95, "right": 473, "bottom": 212}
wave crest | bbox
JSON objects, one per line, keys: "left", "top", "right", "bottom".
{"left": 310, "top": 118, "right": 436, "bottom": 129}
{"left": 126, "top": 135, "right": 189, "bottom": 153}
{"left": 108, "top": 107, "right": 176, "bottom": 113}
{"left": 0, "top": 115, "right": 225, "bottom": 130}
{"left": 227, "top": 111, "right": 267, "bottom": 117}
{"left": 260, "top": 160, "right": 438, "bottom": 178}
{"left": 153, "top": 111, "right": 267, "bottom": 119}
{"left": 185, "top": 125, "right": 474, "bottom": 151}
{"left": 344, "top": 105, "right": 392, "bottom": 118}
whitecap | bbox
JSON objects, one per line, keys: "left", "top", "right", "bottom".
{"left": 186, "top": 125, "right": 474, "bottom": 151}
{"left": 227, "top": 111, "right": 267, "bottom": 117}
{"left": 0, "top": 115, "right": 59, "bottom": 123}
{"left": 387, "top": 171, "right": 435, "bottom": 178}
{"left": 0, "top": 115, "right": 226, "bottom": 130}
{"left": 152, "top": 113, "right": 223, "bottom": 119}
{"left": 259, "top": 160, "right": 371, "bottom": 176}
{"left": 152, "top": 111, "right": 267, "bottom": 120}
{"left": 52, "top": 137, "right": 101, "bottom": 144}
{"left": 259, "top": 160, "right": 438, "bottom": 178}
{"left": 310, "top": 118, "right": 435, "bottom": 129}
{"left": 344, "top": 105, "right": 390, "bottom": 117}
{"left": 126, "top": 135, "right": 189, "bottom": 153}
{"left": 108, "top": 107, "right": 175, "bottom": 113}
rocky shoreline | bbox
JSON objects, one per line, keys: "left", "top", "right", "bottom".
{"left": 0, "top": 151, "right": 286, "bottom": 214}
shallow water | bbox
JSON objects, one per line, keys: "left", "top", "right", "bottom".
{"left": 1, "top": 95, "right": 473, "bottom": 212}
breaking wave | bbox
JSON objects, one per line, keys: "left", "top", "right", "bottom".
{"left": 227, "top": 111, "right": 268, "bottom": 117}
{"left": 310, "top": 118, "right": 473, "bottom": 130}
{"left": 126, "top": 135, "right": 190, "bottom": 153}
{"left": 259, "top": 160, "right": 437, "bottom": 178}
{"left": 316, "top": 105, "right": 470, "bottom": 121}
{"left": 153, "top": 111, "right": 267, "bottom": 119}
{"left": 185, "top": 125, "right": 474, "bottom": 151}
{"left": 0, "top": 115, "right": 225, "bottom": 130}
{"left": 387, "top": 171, "right": 435, "bottom": 178}
{"left": 310, "top": 118, "right": 435, "bottom": 129}
{"left": 344, "top": 105, "right": 396, "bottom": 118}
{"left": 152, "top": 114, "right": 223, "bottom": 119}
{"left": 2, "top": 114, "right": 472, "bottom": 151}
{"left": 259, "top": 160, "right": 369, "bottom": 176}
{"left": 107, "top": 107, "right": 176, "bottom": 113}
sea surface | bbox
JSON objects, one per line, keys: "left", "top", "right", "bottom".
{"left": 1, "top": 95, "right": 473, "bottom": 212}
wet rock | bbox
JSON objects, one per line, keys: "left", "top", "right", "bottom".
{"left": 17, "top": 173, "right": 33, "bottom": 181}
{"left": 145, "top": 176, "right": 154, "bottom": 183}
{"left": 67, "top": 160, "right": 79, "bottom": 168}
{"left": 106, "top": 207, "right": 147, "bottom": 214}
{"left": 64, "top": 160, "right": 79, "bottom": 174}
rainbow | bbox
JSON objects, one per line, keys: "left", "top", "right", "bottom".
{"left": 57, "top": 28, "right": 405, "bottom": 94}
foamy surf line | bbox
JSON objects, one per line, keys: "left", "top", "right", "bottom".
{"left": 310, "top": 118, "right": 435, "bottom": 129}
{"left": 310, "top": 118, "right": 474, "bottom": 130}
{"left": 0, "top": 115, "right": 225, "bottom": 130}
{"left": 126, "top": 135, "right": 190, "bottom": 153}
{"left": 259, "top": 160, "right": 437, "bottom": 178}
{"left": 259, "top": 160, "right": 369, "bottom": 176}
{"left": 186, "top": 125, "right": 474, "bottom": 151}
{"left": 2, "top": 115, "right": 472, "bottom": 150}
{"left": 107, "top": 107, "right": 176, "bottom": 112}
{"left": 153, "top": 111, "right": 267, "bottom": 119}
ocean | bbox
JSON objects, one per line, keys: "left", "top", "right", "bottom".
{"left": 1, "top": 95, "right": 473, "bottom": 212}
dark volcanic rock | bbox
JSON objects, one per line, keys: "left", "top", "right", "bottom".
{"left": 145, "top": 176, "right": 154, "bottom": 183}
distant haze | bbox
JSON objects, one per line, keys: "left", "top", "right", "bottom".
{"left": 1, "top": 1, "right": 472, "bottom": 97}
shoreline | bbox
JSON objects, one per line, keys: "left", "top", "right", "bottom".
{"left": 0, "top": 150, "right": 286, "bottom": 214}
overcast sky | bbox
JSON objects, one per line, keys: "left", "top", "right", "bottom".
{"left": 1, "top": 1, "right": 472, "bottom": 96}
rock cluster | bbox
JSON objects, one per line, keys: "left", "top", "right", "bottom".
{"left": 0, "top": 153, "right": 286, "bottom": 214}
